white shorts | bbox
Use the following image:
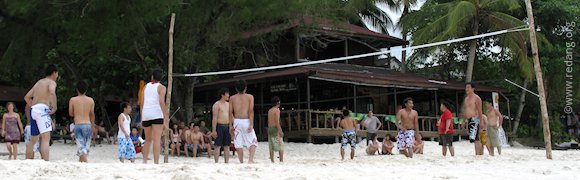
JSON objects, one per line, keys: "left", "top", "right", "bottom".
{"left": 233, "top": 119, "right": 258, "bottom": 149}
{"left": 30, "top": 104, "right": 52, "bottom": 136}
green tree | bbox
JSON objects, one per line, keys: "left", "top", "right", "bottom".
{"left": 401, "top": 0, "right": 532, "bottom": 82}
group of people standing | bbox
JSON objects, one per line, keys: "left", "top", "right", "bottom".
{"left": 210, "top": 80, "right": 284, "bottom": 164}
{"left": 5, "top": 64, "right": 504, "bottom": 164}
{"left": 337, "top": 83, "right": 505, "bottom": 160}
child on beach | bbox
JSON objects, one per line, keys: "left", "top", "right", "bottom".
{"left": 117, "top": 102, "right": 136, "bottom": 163}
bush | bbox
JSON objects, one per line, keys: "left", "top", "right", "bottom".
{"left": 516, "top": 113, "right": 571, "bottom": 145}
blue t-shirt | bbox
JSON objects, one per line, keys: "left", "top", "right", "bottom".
{"left": 130, "top": 134, "right": 140, "bottom": 142}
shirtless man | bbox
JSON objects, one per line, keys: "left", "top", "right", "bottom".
{"left": 461, "top": 83, "right": 484, "bottom": 155}
{"left": 339, "top": 109, "right": 358, "bottom": 160}
{"left": 396, "top": 97, "right": 419, "bottom": 158}
{"left": 229, "top": 80, "right": 258, "bottom": 163}
{"left": 182, "top": 123, "right": 192, "bottom": 157}
{"left": 24, "top": 64, "right": 58, "bottom": 161}
{"left": 211, "top": 88, "right": 232, "bottom": 163}
{"left": 484, "top": 100, "right": 503, "bottom": 156}
{"left": 68, "top": 81, "right": 95, "bottom": 163}
{"left": 190, "top": 125, "right": 211, "bottom": 158}
{"left": 267, "top": 96, "right": 284, "bottom": 163}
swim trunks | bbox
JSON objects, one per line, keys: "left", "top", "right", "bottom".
{"left": 468, "top": 116, "right": 480, "bottom": 142}
{"left": 397, "top": 129, "right": 415, "bottom": 150}
{"left": 233, "top": 119, "right": 258, "bottom": 149}
{"left": 341, "top": 130, "right": 357, "bottom": 149}
{"left": 74, "top": 124, "right": 92, "bottom": 156}
{"left": 268, "top": 127, "right": 284, "bottom": 152}
{"left": 30, "top": 104, "right": 52, "bottom": 136}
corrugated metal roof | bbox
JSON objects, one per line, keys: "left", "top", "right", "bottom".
{"left": 195, "top": 63, "right": 506, "bottom": 92}
{"left": 242, "top": 16, "right": 408, "bottom": 46}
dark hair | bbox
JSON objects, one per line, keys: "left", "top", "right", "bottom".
{"left": 440, "top": 100, "right": 450, "bottom": 109}
{"left": 466, "top": 82, "right": 476, "bottom": 89}
{"left": 131, "top": 127, "right": 138, "bottom": 131}
{"left": 271, "top": 96, "right": 280, "bottom": 105}
{"left": 120, "top": 102, "right": 130, "bottom": 111}
{"left": 403, "top": 97, "right": 413, "bottom": 105}
{"left": 151, "top": 68, "right": 163, "bottom": 81}
{"left": 217, "top": 88, "right": 229, "bottom": 100}
{"left": 342, "top": 109, "right": 350, "bottom": 116}
{"left": 189, "top": 122, "right": 194, "bottom": 127}
{"left": 76, "top": 81, "right": 88, "bottom": 94}
{"left": 483, "top": 99, "right": 492, "bottom": 104}
{"left": 5, "top": 102, "right": 16, "bottom": 112}
{"left": 235, "top": 80, "right": 247, "bottom": 92}
{"left": 44, "top": 64, "right": 58, "bottom": 76}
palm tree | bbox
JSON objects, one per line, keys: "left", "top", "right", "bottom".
{"left": 362, "top": 0, "right": 420, "bottom": 73}
{"left": 401, "top": 0, "right": 530, "bottom": 82}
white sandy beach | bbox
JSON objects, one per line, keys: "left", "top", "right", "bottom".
{"left": 0, "top": 140, "right": 579, "bottom": 180}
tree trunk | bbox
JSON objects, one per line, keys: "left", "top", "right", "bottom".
{"left": 465, "top": 16, "right": 479, "bottom": 82}
{"left": 400, "top": 6, "right": 410, "bottom": 73}
{"left": 185, "top": 78, "right": 196, "bottom": 123}
{"left": 512, "top": 79, "right": 529, "bottom": 135}
{"left": 171, "top": 80, "right": 186, "bottom": 121}
{"left": 401, "top": 33, "right": 407, "bottom": 73}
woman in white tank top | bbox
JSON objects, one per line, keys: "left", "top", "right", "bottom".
{"left": 139, "top": 69, "right": 169, "bottom": 164}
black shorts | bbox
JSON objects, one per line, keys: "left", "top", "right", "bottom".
{"left": 214, "top": 124, "right": 231, "bottom": 146}
{"left": 367, "top": 132, "right": 377, "bottom": 143}
{"left": 142, "top": 119, "right": 163, "bottom": 127}
{"left": 439, "top": 134, "right": 453, "bottom": 146}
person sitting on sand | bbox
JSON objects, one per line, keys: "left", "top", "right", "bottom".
{"left": 366, "top": 135, "right": 379, "bottom": 155}
{"left": 382, "top": 134, "right": 394, "bottom": 155}
{"left": 182, "top": 123, "right": 192, "bottom": 157}
{"left": 190, "top": 125, "right": 211, "bottom": 158}
{"left": 413, "top": 133, "right": 424, "bottom": 154}
{"left": 130, "top": 127, "right": 142, "bottom": 153}
{"left": 170, "top": 124, "right": 182, "bottom": 156}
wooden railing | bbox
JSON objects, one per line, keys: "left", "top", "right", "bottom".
{"left": 275, "top": 109, "right": 471, "bottom": 142}
{"left": 279, "top": 109, "right": 457, "bottom": 133}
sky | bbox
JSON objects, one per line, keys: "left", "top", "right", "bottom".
{"left": 362, "top": 0, "right": 427, "bottom": 61}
